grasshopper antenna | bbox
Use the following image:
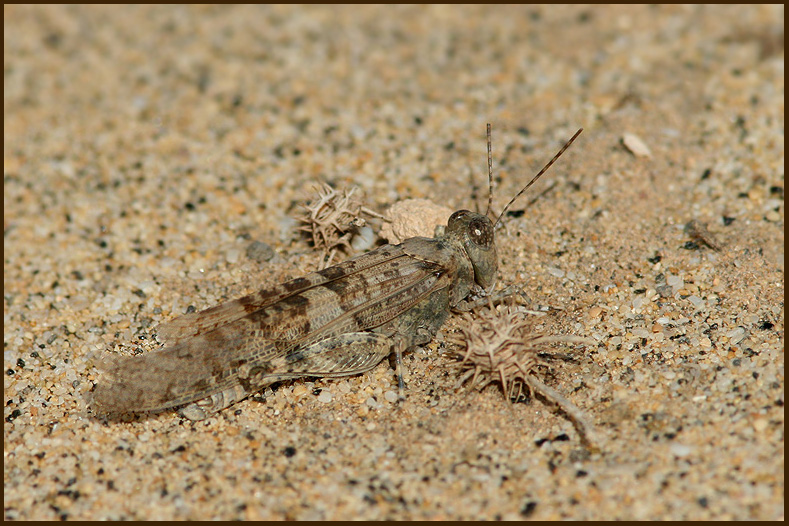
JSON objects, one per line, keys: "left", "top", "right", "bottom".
{"left": 494, "top": 127, "right": 583, "bottom": 228}
{"left": 485, "top": 123, "right": 494, "bottom": 218}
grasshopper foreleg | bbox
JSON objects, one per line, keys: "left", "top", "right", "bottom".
{"left": 454, "top": 285, "right": 527, "bottom": 312}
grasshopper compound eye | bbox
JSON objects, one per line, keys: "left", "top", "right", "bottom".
{"left": 468, "top": 216, "right": 494, "bottom": 249}
{"left": 447, "top": 210, "right": 494, "bottom": 250}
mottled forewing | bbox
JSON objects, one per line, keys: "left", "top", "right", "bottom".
{"left": 157, "top": 245, "right": 415, "bottom": 343}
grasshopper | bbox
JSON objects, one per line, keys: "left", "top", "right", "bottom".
{"left": 92, "top": 125, "right": 582, "bottom": 420}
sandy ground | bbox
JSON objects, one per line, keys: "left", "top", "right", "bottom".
{"left": 4, "top": 5, "right": 783, "bottom": 520}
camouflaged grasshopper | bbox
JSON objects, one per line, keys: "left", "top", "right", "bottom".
{"left": 92, "top": 125, "right": 582, "bottom": 420}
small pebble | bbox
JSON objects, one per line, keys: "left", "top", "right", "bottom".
{"left": 687, "top": 295, "right": 705, "bottom": 309}
{"left": 764, "top": 210, "right": 780, "bottom": 222}
{"left": 246, "top": 240, "right": 276, "bottom": 262}
{"left": 726, "top": 327, "right": 746, "bottom": 344}
{"left": 656, "top": 284, "right": 674, "bottom": 298}
{"left": 752, "top": 417, "right": 769, "bottom": 433}
{"left": 350, "top": 225, "right": 376, "bottom": 251}
{"left": 547, "top": 266, "right": 565, "bottom": 278}
{"left": 622, "top": 132, "right": 653, "bottom": 158}
{"left": 225, "top": 248, "right": 241, "bottom": 264}
{"left": 667, "top": 275, "right": 684, "bottom": 289}
{"left": 669, "top": 443, "right": 694, "bottom": 457}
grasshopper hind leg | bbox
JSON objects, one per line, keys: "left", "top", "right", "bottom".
{"left": 391, "top": 328, "right": 432, "bottom": 396}
{"left": 179, "top": 384, "right": 252, "bottom": 421}
{"left": 178, "top": 332, "right": 397, "bottom": 420}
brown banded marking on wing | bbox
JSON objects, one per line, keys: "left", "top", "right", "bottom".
{"left": 249, "top": 254, "right": 437, "bottom": 343}
{"left": 157, "top": 244, "right": 411, "bottom": 344}
{"left": 92, "top": 247, "right": 448, "bottom": 413}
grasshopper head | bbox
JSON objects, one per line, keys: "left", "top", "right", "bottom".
{"left": 446, "top": 209, "right": 498, "bottom": 292}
